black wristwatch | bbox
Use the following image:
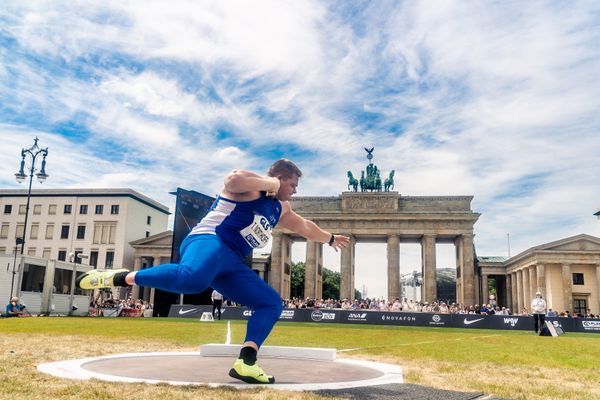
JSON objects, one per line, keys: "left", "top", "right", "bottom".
{"left": 328, "top": 234, "right": 335, "bottom": 246}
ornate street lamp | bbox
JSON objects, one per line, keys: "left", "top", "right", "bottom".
{"left": 14, "top": 137, "right": 49, "bottom": 254}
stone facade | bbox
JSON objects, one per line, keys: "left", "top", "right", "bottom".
{"left": 479, "top": 234, "right": 600, "bottom": 314}
{"left": 270, "top": 192, "right": 480, "bottom": 304}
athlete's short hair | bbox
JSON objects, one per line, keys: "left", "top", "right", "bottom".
{"left": 268, "top": 159, "right": 303, "bottom": 179}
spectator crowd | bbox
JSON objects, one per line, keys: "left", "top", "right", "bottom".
{"left": 281, "top": 297, "right": 600, "bottom": 318}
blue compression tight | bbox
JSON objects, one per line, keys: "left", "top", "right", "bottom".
{"left": 134, "top": 234, "right": 282, "bottom": 348}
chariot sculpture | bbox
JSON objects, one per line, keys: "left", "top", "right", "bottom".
{"left": 347, "top": 148, "right": 394, "bottom": 192}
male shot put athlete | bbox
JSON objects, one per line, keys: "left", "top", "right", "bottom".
{"left": 78, "top": 159, "right": 349, "bottom": 383}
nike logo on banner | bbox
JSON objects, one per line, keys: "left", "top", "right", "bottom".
{"left": 463, "top": 318, "right": 485, "bottom": 325}
{"left": 179, "top": 308, "right": 199, "bottom": 315}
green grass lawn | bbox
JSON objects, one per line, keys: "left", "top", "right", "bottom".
{"left": 1, "top": 317, "right": 599, "bottom": 400}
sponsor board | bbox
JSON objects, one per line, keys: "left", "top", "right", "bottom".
{"left": 310, "top": 310, "right": 336, "bottom": 322}
{"left": 503, "top": 317, "right": 519, "bottom": 327}
{"left": 429, "top": 314, "right": 445, "bottom": 326}
{"left": 463, "top": 317, "right": 485, "bottom": 326}
{"left": 279, "top": 310, "right": 295, "bottom": 320}
{"left": 347, "top": 312, "right": 368, "bottom": 322}
{"left": 581, "top": 320, "right": 600, "bottom": 331}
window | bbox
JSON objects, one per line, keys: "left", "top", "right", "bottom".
{"left": 33, "top": 204, "right": 41, "bottom": 215}
{"left": 4, "top": 204, "right": 12, "bottom": 214}
{"left": 93, "top": 222, "right": 117, "bottom": 244}
{"left": 95, "top": 205, "right": 104, "bottom": 214}
{"left": 145, "top": 231, "right": 150, "bottom": 238}
{"left": 48, "top": 204, "right": 57, "bottom": 215}
{"left": 16, "top": 224, "right": 24, "bottom": 240}
{"left": 27, "top": 247, "right": 36, "bottom": 256}
{"left": 42, "top": 248, "right": 51, "bottom": 259}
{"left": 105, "top": 251, "right": 114, "bottom": 269}
{"left": 80, "top": 204, "right": 88, "bottom": 214}
{"left": 60, "top": 224, "right": 70, "bottom": 239}
{"left": 0, "top": 224, "right": 8, "bottom": 239}
{"left": 30, "top": 223, "right": 39, "bottom": 240}
{"left": 20, "top": 263, "right": 45, "bottom": 292}
{"left": 58, "top": 250, "right": 67, "bottom": 261}
{"left": 74, "top": 250, "right": 83, "bottom": 264}
{"left": 574, "top": 299, "right": 588, "bottom": 315}
{"left": 0, "top": 247, "right": 6, "bottom": 254}
{"left": 147, "top": 215, "right": 152, "bottom": 225}
{"left": 45, "top": 224, "right": 54, "bottom": 239}
{"left": 110, "top": 205, "right": 119, "bottom": 215}
{"left": 53, "top": 268, "right": 74, "bottom": 295}
{"left": 64, "top": 204, "right": 72, "bottom": 214}
{"left": 90, "top": 251, "right": 99, "bottom": 267}
{"left": 573, "top": 273, "right": 585, "bottom": 285}
{"left": 76, "top": 225, "right": 86, "bottom": 240}
{"left": 19, "top": 204, "right": 26, "bottom": 214}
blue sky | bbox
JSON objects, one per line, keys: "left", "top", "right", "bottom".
{"left": 1, "top": 1, "right": 599, "bottom": 298}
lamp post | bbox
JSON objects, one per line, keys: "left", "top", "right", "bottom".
{"left": 14, "top": 137, "right": 49, "bottom": 255}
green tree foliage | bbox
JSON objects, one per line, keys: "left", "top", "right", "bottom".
{"left": 291, "top": 262, "right": 362, "bottom": 300}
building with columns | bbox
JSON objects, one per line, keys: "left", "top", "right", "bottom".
{"left": 479, "top": 234, "right": 600, "bottom": 315}
{"left": 270, "top": 192, "right": 480, "bottom": 305}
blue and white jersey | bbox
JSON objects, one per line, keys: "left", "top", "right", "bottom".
{"left": 189, "top": 193, "right": 282, "bottom": 258}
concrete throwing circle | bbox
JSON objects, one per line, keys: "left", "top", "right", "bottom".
{"left": 37, "top": 349, "right": 403, "bottom": 391}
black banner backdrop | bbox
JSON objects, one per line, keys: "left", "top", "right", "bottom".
{"left": 152, "top": 189, "right": 214, "bottom": 317}
{"left": 168, "top": 305, "right": 600, "bottom": 334}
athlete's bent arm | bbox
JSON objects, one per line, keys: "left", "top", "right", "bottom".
{"left": 224, "top": 170, "right": 280, "bottom": 195}
{"left": 278, "top": 202, "right": 349, "bottom": 251}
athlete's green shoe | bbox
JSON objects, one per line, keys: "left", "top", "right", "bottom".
{"left": 76, "top": 269, "right": 129, "bottom": 290}
{"left": 228, "top": 358, "right": 275, "bottom": 384}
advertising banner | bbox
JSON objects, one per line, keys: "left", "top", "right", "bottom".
{"left": 167, "top": 305, "right": 599, "bottom": 333}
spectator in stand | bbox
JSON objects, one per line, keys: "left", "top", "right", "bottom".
{"left": 531, "top": 291, "right": 547, "bottom": 334}
{"left": 391, "top": 298, "right": 401, "bottom": 312}
{"left": 546, "top": 308, "right": 557, "bottom": 317}
{"left": 439, "top": 302, "right": 449, "bottom": 314}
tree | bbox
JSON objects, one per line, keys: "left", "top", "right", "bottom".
{"left": 290, "top": 261, "right": 305, "bottom": 298}
{"left": 290, "top": 261, "right": 360, "bottom": 300}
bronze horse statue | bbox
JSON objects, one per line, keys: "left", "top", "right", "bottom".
{"left": 347, "top": 171, "right": 358, "bottom": 192}
{"left": 384, "top": 170, "right": 395, "bottom": 191}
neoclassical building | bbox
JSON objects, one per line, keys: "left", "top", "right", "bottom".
{"left": 479, "top": 234, "right": 600, "bottom": 315}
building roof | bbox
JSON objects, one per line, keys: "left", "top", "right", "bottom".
{"left": 0, "top": 188, "right": 170, "bottom": 214}
{"left": 477, "top": 256, "right": 508, "bottom": 263}
{"left": 594, "top": 209, "right": 600, "bottom": 216}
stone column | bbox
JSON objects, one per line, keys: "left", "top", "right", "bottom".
{"left": 269, "top": 232, "right": 283, "bottom": 296}
{"left": 340, "top": 235, "right": 355, "bottom": 301}
{"left": 510, "top": 273, "right": 517, "bottom": 312}
{"left": 516, "top": 270, "right": 523, "bottom": 313}
{"left": 387, "top": 234, "right": 400, "bottom": 300}
{"left": 505, "top": 273, "right": 512, "bottom": 311}
{"left": 562, "top": 263, "right": 573, "bottom": 313}
{"left": 145, "top": 257, "right": 160, "bottom": 302}
{"left": 460, "top": 234, "right": 475, "bottom": 306}
{"left": 316, "top": 243, "right": 323, "bottom": 300}
{"left": 536, "top": 263, "right": 546, "bottom": 297}
{"left": 281, "top": 235, "right": 293, "bottom": 300}
{"left": 529, "top": 266, "right": 536, "bottom": 301}
{"left": 522, "top": 267, "right": 530, "bottom": 311}
{"left": 130, "top": 256, "right": 143, "bottom": 300}
{"left": 595, "top": 264, "right": 600, "bottom": 314}
{"left": 481, "top": 274, "right": 489, "bottom": 305}
{"left": 421, "top": 234, "right": 437, "bottom": 303}
{"left": 304, "top": 240, "right": 317, "bottom": 299}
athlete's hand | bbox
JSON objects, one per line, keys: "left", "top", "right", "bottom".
{"left": 330, "top": 235, "right": 350, "bottom": 252}
{"left": 265, "top": 176, "right": 280, "bottom": 197}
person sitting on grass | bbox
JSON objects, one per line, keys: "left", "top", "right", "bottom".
{"left": 5, "top": 297, "right": 26, "bottom": 317}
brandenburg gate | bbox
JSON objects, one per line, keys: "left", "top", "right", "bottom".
{"left": 268, "top": 149, "right": 481, "bottom": 305}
